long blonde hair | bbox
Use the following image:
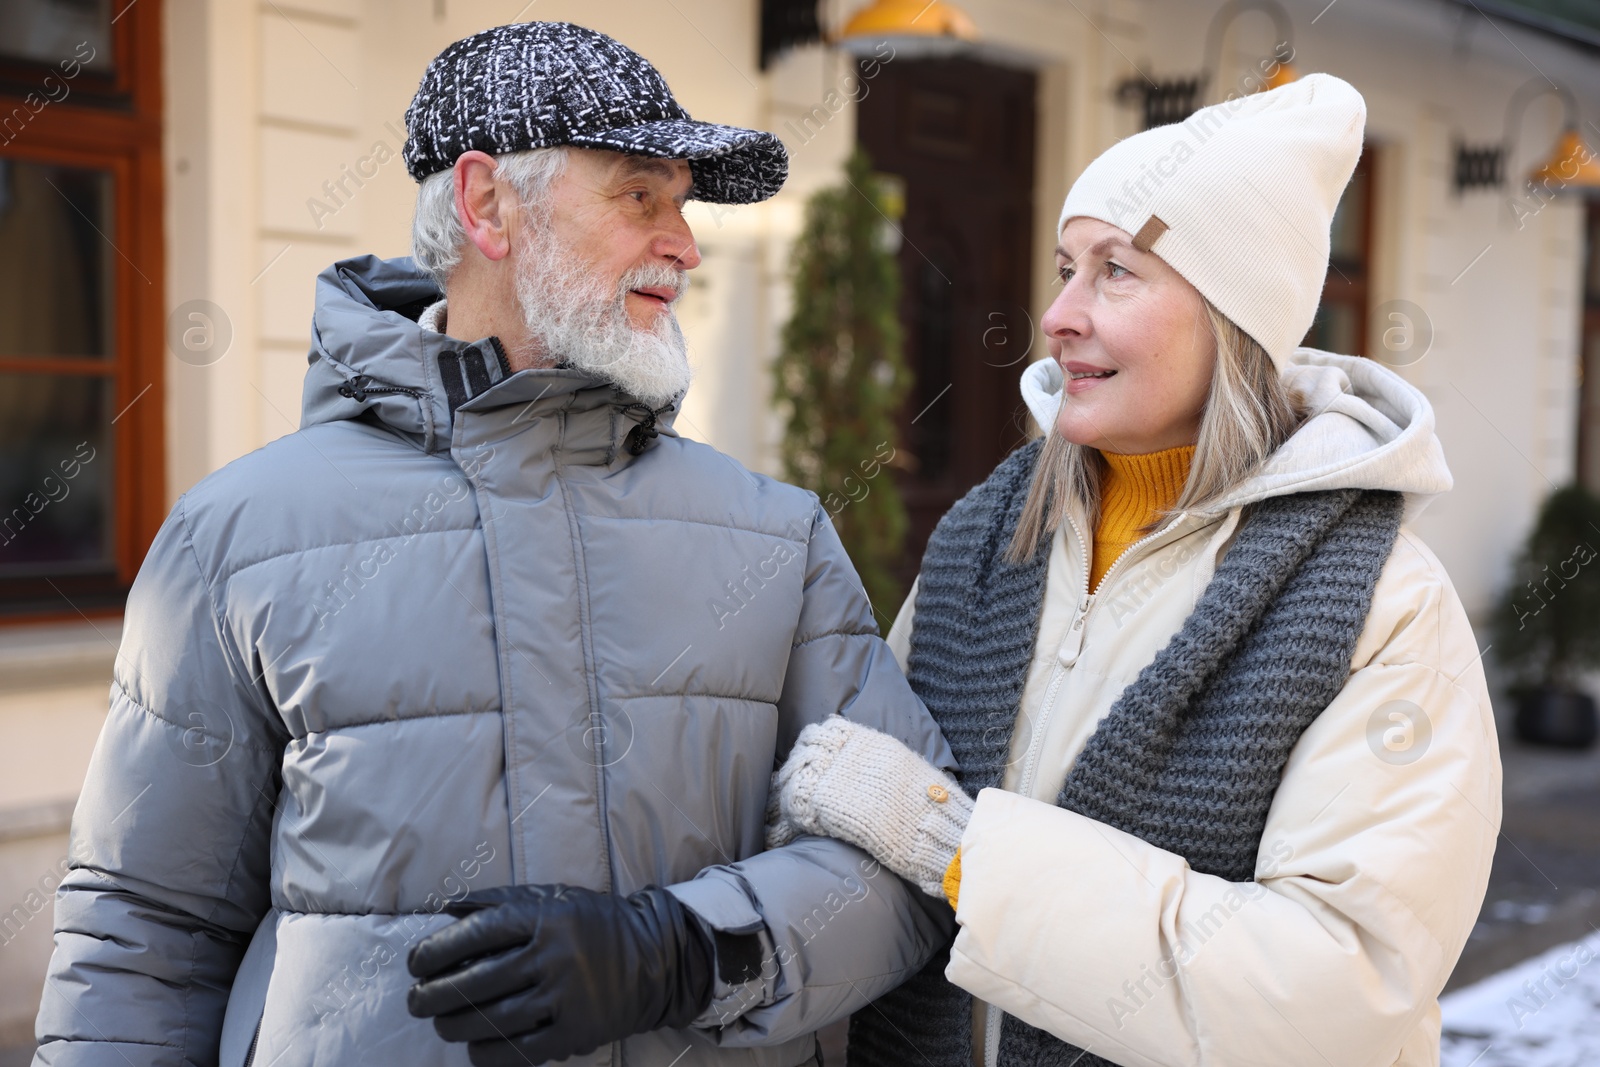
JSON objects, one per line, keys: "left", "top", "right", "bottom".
{"left": 1006, "top": 299, "right": 1308, "bottom": 562}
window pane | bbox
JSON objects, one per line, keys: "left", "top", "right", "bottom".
{"left": 0, "top": 0, "right": 112, "bottom": 72}
{"left": 0, "top": 158, "right": 114, "bottom": 358}
{"left": 0, "top": 373, "right": 112, "bottom": 575}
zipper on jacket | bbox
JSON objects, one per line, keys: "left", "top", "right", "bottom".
{"left": 1058, "top": 512, "right": 1186, "bottom": 670}
{"left": 337, "top": 372, "right": 426, "bottom": 403}
{"left": 1016, "top": 649, "right": 1073, "bottom": 802}
{"left": 551, "top": 466, "right": 618, "bottom": 897}
{"left": 243, "top": 1015, "right": 263, "bottom": 1067}
{"left": 1013, "top": 512, "right": 1184, "bottom": 802}
{"left": 990, "top": 510, "right": 1194, "bottom": 1067}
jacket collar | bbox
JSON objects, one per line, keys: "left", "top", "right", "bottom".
{"left": 457, "top": 370, "right": 681, "bottom": 466}
{"left": 299, "top": 255, "right": 681, "bottom": 463}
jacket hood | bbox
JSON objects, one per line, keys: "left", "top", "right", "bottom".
{"left": 300, "top": 254, "right": 682, "bottom": 455}
{"left": 1020, "top": 348, "right": 1452, "bottom": 522}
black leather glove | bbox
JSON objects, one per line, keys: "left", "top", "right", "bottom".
{"left": 405, "top": 884, "right": 715, "bottom": 1066}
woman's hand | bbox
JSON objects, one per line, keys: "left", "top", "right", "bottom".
{"left": 765, "top": 716, "right": 973, "bottom": 900}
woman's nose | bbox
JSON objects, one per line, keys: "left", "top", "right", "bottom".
{"left": 1040, "top": 279, "right": 1090, "bottom": 341}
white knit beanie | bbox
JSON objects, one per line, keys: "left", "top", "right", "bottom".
{"left": 1058, "top": 72, "right": 1367, "bottom": 370}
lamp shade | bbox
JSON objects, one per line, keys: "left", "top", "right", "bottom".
{"left": 1528, "top": 127, "right": 1600, "bottom": 193}
{"left": 836, "top": 0, "right": 978, "bottom": 58}
{"left": 1263, "top": 61, "right": 1297, "bottom": 90}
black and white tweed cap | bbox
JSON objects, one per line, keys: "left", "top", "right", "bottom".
{"left": 403, "top": 21, "right": 788, "bottom": 205}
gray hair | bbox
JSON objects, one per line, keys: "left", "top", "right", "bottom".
{"left": 1006, "top": 299, "right": 1308, "bottom": 563}
{"left": 410, "top": 146, "right": 571, "bottom": 287}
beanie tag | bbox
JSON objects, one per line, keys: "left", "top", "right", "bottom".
{"left": 1132, "top": 215, "right": 1169, "bottom": 252}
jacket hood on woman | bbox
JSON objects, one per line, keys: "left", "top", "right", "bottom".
{"left": 885, "top": 349, "right": 1499, "bottom": 1067}
{"left": 1020, "top": 348, "right": 1453, "bottom": 520}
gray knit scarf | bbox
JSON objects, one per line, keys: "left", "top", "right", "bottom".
{"left": 848, "top": 439, "right": 1403, "bottom": 1067}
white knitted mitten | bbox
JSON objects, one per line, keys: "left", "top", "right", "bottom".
{"left": 768, "top": 716, "right": 972, "bottom": 898}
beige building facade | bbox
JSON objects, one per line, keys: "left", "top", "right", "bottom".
{"left": 2, "top": 0, "right": 1599, "bottom": 1045}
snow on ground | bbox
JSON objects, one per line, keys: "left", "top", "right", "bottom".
{"left": 1441, "top": 930, "right": 1600, "bottom": 1067}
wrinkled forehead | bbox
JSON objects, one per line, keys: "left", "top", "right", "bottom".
{"left": 613, "top": 155, "right": 692, "bottom": 184}
{"left": 1056, "top": 217, "right": 1136, "bottom": 259}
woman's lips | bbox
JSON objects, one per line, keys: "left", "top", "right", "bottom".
{"left": 1068, "top": 371, "right": 1120, "bottom": 396}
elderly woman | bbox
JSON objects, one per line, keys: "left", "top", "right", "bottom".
{"left": 768, "top": 73, "right": 1499, "bottom": 1067}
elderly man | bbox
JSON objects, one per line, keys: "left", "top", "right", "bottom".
{"left": 33, "top": 21, "right": 953, "bottom": 1067}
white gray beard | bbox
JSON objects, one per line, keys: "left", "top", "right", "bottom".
{"left": 513, "top": 221, "right": 692, "bottom": 408}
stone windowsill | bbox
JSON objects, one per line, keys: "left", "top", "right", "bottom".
{"left": 0, "top": 619, "right": 121, "bottom": 695}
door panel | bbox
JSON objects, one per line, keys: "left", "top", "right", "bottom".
{"left": 857, "top": 58, "right": 1038, "bottom": 584}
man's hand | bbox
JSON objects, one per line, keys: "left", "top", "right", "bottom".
{"left": 406, "top": 883, "right": 715, "bottom": 1066}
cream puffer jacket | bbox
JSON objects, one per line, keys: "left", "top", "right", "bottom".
{"left": 886, "top": 349, "right": 1502, "bottom": 1067}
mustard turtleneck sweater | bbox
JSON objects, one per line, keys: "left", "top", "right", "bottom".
{"left": 1089, "top": 444, "right": 1196, "bottom": 593}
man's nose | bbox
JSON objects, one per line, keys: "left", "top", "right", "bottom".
{"left": 658, "top": 223, "right": 702, "bottom": 271}
{"left": 651, "top": 200, "right": 702, "bottom": 269}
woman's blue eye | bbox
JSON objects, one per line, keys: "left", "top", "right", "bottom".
{"left": 1056, "top": 265, "right": 1074, "bottom": 284}
{"left": 1108, "top": 261, "right": 1130, "bottom": 278}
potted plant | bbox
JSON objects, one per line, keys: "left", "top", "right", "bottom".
{"left": 1490, "top": 484, "right": 1600, "bottom": 748}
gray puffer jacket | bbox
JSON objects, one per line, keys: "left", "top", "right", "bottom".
{"left": 34, "top": 255, "right": 954, "bottom": 1067}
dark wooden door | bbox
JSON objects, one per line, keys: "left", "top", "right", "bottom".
{"left": 857, "top": 57, "right": 1038, "bottom": 587}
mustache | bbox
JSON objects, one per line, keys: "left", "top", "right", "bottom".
{"left": 617, "top": 261, "right": 690, "bottom": 304}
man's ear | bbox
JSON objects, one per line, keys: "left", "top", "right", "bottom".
{"left": 454, "top": 150, "right": 514, "bottom": 263}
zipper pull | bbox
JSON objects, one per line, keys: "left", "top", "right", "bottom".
{"left": 1057, "top": 595, "right": 1094, "bottom": 666}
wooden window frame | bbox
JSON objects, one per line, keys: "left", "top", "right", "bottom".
{"left": 0, "top": 0, "right": 164, "bottom": 623}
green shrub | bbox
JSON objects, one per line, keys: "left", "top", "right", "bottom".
{"left": 773, "top": 149, "right": 911, "bottom": 620}
{"left": 1490, "top": 484, "right": 1600, "bottom": 691}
